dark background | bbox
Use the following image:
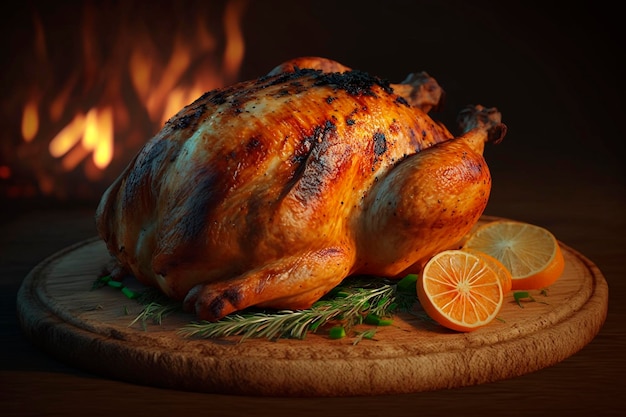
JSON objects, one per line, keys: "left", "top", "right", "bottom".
{"left": 1, "top": 0, "right": 623, "bottom": 207}
{"left": 1, "top": 1, "right": 624, "bottom": 416}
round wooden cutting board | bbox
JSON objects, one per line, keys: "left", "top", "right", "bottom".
{"left": 16, "top": 216, "right": 608, "bottom": 397}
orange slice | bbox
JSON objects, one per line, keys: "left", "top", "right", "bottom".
{"left": 462, "top": 247, "right": 513, "bottom": 294}
{"left": 463, "top": 220, "right": 565, "bottom": 290}
{"left": 417, "top": 250, "right": 503, "bottom": 332}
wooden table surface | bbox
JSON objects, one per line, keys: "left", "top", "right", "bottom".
{"left": 2, "top": 1, "right": 624, "bottom": 416}
{"left": 1, "top": 169, "right": 625, "bottom": 417}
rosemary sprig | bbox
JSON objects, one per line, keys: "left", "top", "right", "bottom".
{"left": 94, "top": 272, "right": 420, "bottom": 342}
{"left": 177, "top": 282, "right": 398, "bottom": 341}
{"left": 352, "top": 329, "right": 378, "bottom": 345}
{"left": 129, "top": 299, "right": 181, "bottom": 328}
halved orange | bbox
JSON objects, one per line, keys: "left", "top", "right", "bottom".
{"left": 417, "top": 250, "right": 503, "bottom": 332}
{"left": 463, "top": 220, "right": 565, "bottom": 290}
{"left": 462, "top": 247, "right": 513, "bottom": 294}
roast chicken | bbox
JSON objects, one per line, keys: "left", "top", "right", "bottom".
{"left": 96, "top": 57, "right": 506, "bottom": 321}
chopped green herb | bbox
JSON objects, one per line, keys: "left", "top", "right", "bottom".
{"left": 334, "top": 290, "right": 350, "bottom": 298}
{"left": 91, "top": 275, "right": 112, "bottom": 290}
{"left": 121, "top": 287, "right": 139, "bottom": 299}
{"left": 514, "top": 291, "right": 534, "bottom": 307}
{"left": 97, "top": 274, "right": 420, "bottom": 342}
{"left": 107, "top": 280, "right": 123, "bottom": 289}
{"left": 178, "top": 280, "right": 402, "bottom": 341}
{"left": 364, "top": 313, "right": 393, "bottom": 326}
{"left": 513, "top": 291, "right": 548, "bottom": 307}
{"left": 328, "top": 326, "right": 346, "bottom": 339}
{"left": 396, "top": 273, "right": 418, "bottom": 295}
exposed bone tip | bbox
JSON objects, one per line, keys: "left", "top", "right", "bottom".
{"left": 457, "top": 105, "right": 505, "bottom": 143}
{"left": 488, "top": 123, "right": 507, "bottom": 144}
{"left": 395, "top": 71, "right": 445, "bottom": 113}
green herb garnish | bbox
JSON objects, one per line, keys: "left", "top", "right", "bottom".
{"left": 353, "top": 329, "right": 377, "bottom": 345}
{"left": 94, "top": 274, "right": 420, "bottom": 342}
{"left": 129, "top": 296, "right": 181, "bottom": 327}
{"left": 513, "top": 290, "right": 549, "bottom": 307}
{"left": 328, "top": 326, "right": 347, "bottom": 339}
{"left": 177, "top": 280, "right": 400, "bottom": 341}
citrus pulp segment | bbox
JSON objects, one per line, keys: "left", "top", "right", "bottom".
{"left": 417, "top": 250, "right": 503, "bottom": 332}
{"left": 461, "top": 247, "right": 513, "bottom": 294}
{"left": 463, "top": 221, "right": 565, "bottom": 290}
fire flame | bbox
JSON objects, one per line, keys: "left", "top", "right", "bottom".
{"left": 12, "top": 0, "right": 247, "bottom": 200}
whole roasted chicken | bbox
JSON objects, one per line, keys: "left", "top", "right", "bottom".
{"left": 96, "top": 57, "right": 506, "bottom": 321}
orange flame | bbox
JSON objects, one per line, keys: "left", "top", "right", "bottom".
{"left": 16, "top": 0, "right": 248, "bottom": 199}
{"left": 21, "top": 100, "right": 39, "bottom": 143}
{"left": 223, "top": 0, "right": 247, "bottom": 81}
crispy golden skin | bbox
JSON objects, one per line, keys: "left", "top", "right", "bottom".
{"left": 96, "top": 57, "right": 506, "bottom": 321}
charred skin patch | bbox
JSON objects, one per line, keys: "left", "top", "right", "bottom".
{"left": 166, "top": 86, "right": 236, "bottom": 130}
{"left": 344, "top": 106, "right": 360, "bottom": 126}
{"left": 271, "top": 81, "right": 308, "bottom": 99}
{"left": 169, "top": 103, "right": 207, "bottom": 130}
{"left": 203, "top": 286, "right": 244, "bottom": 321}
{"left": 122, "top": 139, "right": 179, "bottom": 213}
{"left": 290, "top": 120, "right": 336, "bottom": 165}
{"left": 259, "top": 67, "right": 394, "bottom": 99}
{"left": 238, "top": 193, "right": 269, "bottom": 256}
{"left": 395, "top": 96, "right": 410, "bottom": 107}
{"left": 246, "top": 135, "right": 263, "bottom": 151}
{"left": 207, "top": 297, "right": 225, "bottom": 320}
{"left": 291, "top": 141, "right": 313, "bottom": 165}
{"left": 289, "top": 120, "right": 358, "bottom": 205}
{"left": 189, "top": 68, "right": 397, "bottom": 130}
{"left": 371, "top": 131, "right": 388, "bottom": 169}
{"left": 290, "top": 81, "right": 307, "bottom": 94}
{"left": 199, "top": 85, "right": 238, "bottom": 106}
{"left": 229, "top": 97, "right": 242, "bottom": 111}
{"left": 313, "top": 70, "right": 393, "bottom": 97}
{"left": 373, "top": 132, "right": 387, "bottom": 156}
{"left": 277, "top": 119, "right": 341, "bottom": 205}
{"left": 257, "top": 67, "right": 321, "bottom": 88}
{"left": 219, "top": 133, "right": 268, "bottom": 188}
{"left": 407, "top": 127, "right": 423, "bottom": 152}
{"left": 184, "top": 71, "right": 320, "bottom": 120}
{"left": 224, "top": 286, "right": 244, "bottom": 307}
{"left": 177, "top": 169, "right": 222, "bottom": 241}
{"left": 276, "top": 88, "right": 290, "bottom": 97}
{"left": 154, "top": 168, "right": 224, "bottom": 275}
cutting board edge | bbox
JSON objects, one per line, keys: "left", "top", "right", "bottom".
{"left": 15, "top": 220, "right": 609, "bottom": 397}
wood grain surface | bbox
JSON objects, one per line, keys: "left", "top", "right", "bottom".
{"left": 15, "top": 217, "right": 608, "bottom": 397}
